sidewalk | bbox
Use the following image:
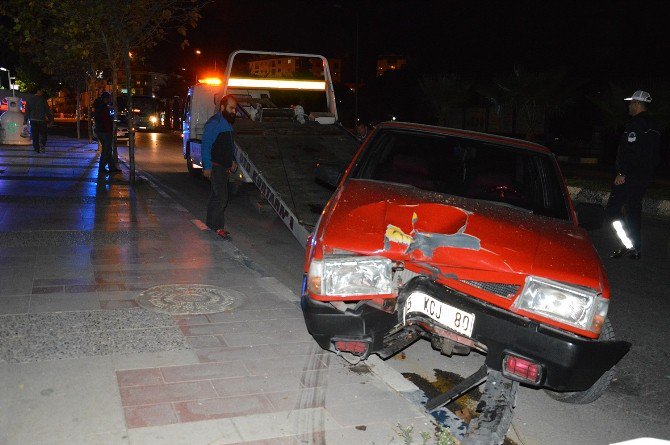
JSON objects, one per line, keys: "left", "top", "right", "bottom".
{"left": 560, "top": 161, "right": 670, "bottom": 217}
{"left": 0, "top": 137, "right": 435, "bottom": 444}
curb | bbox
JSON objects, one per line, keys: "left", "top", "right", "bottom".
{"left": 557, "top": 155, "right": 598, "bottom": 164}
{"left": 567, "top": 186, "right": 670, "bottom": 218}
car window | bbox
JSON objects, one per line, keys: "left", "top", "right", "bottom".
{"left": 352, "top": 129, "right": 570, "bottom": 220}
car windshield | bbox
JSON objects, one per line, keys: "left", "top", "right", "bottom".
{"left": 351, "top": 128, "right": 571, "bottom": 220}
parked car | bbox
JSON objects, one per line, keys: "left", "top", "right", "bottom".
{"left": 115, "top": 114, "right": 129, "bottom": 144}
{"left": 301, "top": 122, "right": 630, "bottom": 442}
{"left": 91, "top": 114, "right": 129, "bottom": 145}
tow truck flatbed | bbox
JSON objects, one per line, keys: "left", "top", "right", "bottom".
{"left": 233, "top": 119, "right": 359, "bottom": 245}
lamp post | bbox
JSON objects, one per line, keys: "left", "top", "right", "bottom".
{"left": 0, "top": 67, "right": 16, "bottom": 97}
{"left": 354, "top": 8, "right": 359, "bottom": 123}
{"left": 194, "top": 49, "right": 202, "bottom": 83}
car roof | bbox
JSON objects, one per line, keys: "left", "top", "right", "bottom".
{"left": 375, "top": 121, "right": 552, "bottom": 154}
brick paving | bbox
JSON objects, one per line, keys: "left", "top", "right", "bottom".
{"left": 0, "top": 137, "right": 435, "bottom": 444}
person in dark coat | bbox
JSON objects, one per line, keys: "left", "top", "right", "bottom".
{"left": 201, "top": 94, "right": 239, "bottom": 239}
{"left": 93, "top": 91, "right": 121, "bottom": 176}
{"left": 606, "top": 90, "right": 661, "bottom": 259}
{"left": 23, "top": 89, "right": 53, "bottom": 153}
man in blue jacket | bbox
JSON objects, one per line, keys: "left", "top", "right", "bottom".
{"left": 202, "top": 94, "right": 238, "bottom": 239}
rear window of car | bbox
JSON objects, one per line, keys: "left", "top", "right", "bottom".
{"left": 351, "top": 129, "right": 570, "bottom": 221}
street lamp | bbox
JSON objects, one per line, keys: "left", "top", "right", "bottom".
{"left": 0, "top": 67, "right": 15, "bottom": 97}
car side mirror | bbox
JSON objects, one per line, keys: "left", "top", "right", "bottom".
{"left": 315, "top": 163, "right": 343, "bottom": 189}
{"left": 575, "top": 202, "right": 605, "bottom": 230}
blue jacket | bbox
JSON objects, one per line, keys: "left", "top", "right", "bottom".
{"left": 201, "top": 112, "right": 233, "bottom": 169}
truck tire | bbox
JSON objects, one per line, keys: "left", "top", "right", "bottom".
{"left": 185, "top": 143, "right": 200, "bottom": 177}
{"left": 544, "top": 318, "right": 616, "bottom": 404}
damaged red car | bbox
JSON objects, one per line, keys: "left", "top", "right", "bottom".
{"left": 301, "top": 122, "right": 630, "bottom": 439}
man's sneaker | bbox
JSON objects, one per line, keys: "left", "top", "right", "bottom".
{"left": 610, "top": 247, "right": 640, "bottom": 259}
{"left": 216, "top": 229, "right": 231, "bottom": 240}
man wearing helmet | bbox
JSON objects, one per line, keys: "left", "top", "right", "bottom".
{"left": 606, "top": 90, "right": 661, "bottom": 259}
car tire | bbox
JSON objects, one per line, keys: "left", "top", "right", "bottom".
{"left": 462, "top": 369, "right": 518, "bottom": 445}
{"left": 186, "top": 143, "right": 200, "bottom": 177}
{"left": 544, "top": 318, "right": 616, "bottom": 404}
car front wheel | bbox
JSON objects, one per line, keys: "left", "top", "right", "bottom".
{"left": 544, "top": 318, "right": 617, "bottom": 404}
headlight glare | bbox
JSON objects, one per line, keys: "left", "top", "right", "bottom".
{"left": 513, "top": 276, "right": 607, "bottom": 334}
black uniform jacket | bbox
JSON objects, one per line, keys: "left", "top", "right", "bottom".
{"left": 616, "top": 111, "right": 660, "bottom": 180}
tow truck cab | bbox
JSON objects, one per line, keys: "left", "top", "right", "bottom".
{"left": 181, "top": 78, "right": 268, "bottom": 178}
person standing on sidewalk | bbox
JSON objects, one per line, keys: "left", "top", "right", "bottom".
{"left": 202, "top": 94, "right": 238, "bottom": 239}
{"left": 93, "top": 92, "right": 121, "bottom": 176}
{"left": 606, "top": 90, "right": 661, "bottom": 259}
{"left": 23, "top": 89, "right": 53, "bottom": 153}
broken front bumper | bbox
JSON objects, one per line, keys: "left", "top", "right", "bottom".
{"left": 301, "top": 275, "right": 631, "bottom": 392}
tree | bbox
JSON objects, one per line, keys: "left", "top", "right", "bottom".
{"left": 419, "top": 74, "right": 472, "bottom": 127}
{"left": 479, "top": 67, "right": 570, "bottom": 141}
{"left": 1, "top": 0, "right": 208, "bottom": 183}
{"left": 92, "top": 0, "right": 208, "bottom": 183}
{"left": 1, "top": 0, "right": 109, "bottom": 140}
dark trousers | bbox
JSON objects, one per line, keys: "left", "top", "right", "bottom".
{"left": 605, "top": 176, "right": 650, "bottom": 250}
{"left": 206, "top": 165, "right": 230, "bottom": 230}
{"left": 97, "top": 132, "right": 113, "bottom": 172}
{"left": 30, "top": 120, "right": 48, "bottom": 152}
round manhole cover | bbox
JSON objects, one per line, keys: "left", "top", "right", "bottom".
{"left": 137, "top": 284, "right": 243, "bottom": 315}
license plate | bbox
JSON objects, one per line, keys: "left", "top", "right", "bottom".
{"left": 403, "top": 291, "right": 475, "bottom": 337}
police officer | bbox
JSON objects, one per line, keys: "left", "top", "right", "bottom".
{"left": 606, "top": 90, "right": 660, "bottom": 259}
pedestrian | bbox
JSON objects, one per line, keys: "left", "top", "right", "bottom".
{"left": 23, "top": 88, "right": 53, "bottom": 153}
{"left": 606, "top": 90, "right": 661, "bottom": 259}
{"left": 202, "top": 94, "right": 239, "bottom": 239}
{"left": 355, "top": 121, "right": 370, "bottom": 142}
{"left": 93, "top": 91, "right": 121, "bottom": 176}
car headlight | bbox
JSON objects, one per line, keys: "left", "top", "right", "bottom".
{"left": 307, "top": 255, "right": 392, "bottom": 297}
{"left": 149, "top": 115, "right": 158, "bottom": 124}
{"left": 512, "top": 276, "right": 608, "bottom": 334}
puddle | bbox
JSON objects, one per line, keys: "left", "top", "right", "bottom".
{"left": 349, "top": 364, "right": 372, "bottom": 374}
{"left": 403, "top": 369, "right": 482, "bottom": 417}
{"left": 404, "top": 369, "right": 518, "bottom": 445}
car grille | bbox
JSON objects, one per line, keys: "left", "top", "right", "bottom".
{"left": 462, "top": 280, "right": 519, "bottom": 298}
{"left": 394, "top": 269, "right": 519, "bottom": 299}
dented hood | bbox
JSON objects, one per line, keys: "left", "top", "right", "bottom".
{"left": 320, "top": 180, "right": 604, "bottom": 291}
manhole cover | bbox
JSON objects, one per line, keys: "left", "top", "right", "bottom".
{"left": 137, "top": 284, "right": 243, "bottom": 315}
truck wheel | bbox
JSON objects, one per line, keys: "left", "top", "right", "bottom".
{"left": 186, "top": 143, "right": 200, "bottom": 177}
{"left": 229, "top": 180, "right": 240, "bottom": 195}
{"left": 544, "top": 318, "right": 616, "bottom": 404}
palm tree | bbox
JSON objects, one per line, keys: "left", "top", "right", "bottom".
{"left": 480, "top": 67, "right": 570, "bottom": 141}
{"left": 419, "top": 74, "right": 472, "bottom": 127}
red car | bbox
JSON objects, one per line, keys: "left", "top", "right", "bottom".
{"left": 301, "top": 122, "right": 630, "bottom": 438}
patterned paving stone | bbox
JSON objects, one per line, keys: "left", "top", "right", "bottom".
{"left": 137, "top": 284, "right": 244, "bottom": 315}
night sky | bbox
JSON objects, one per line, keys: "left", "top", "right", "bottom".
{"left": 149, "top": 0, "right": 670, "bottom": 83}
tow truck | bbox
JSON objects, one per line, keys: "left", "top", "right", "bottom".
{"left": 182, "top": 50, "right": 359, "bottom": 245}
{"left": 184, "top": 50, "right": 631, "bottom": 444}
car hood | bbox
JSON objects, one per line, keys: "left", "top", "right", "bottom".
{"left": 319, "top": 180, "right": 605, "bottom": 291}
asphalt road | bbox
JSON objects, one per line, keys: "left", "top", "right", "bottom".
{"left": 124, "top": 129, "right": 669, "bottom": 445}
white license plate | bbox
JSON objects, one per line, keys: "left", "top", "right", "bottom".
{"left": 403, "top": 291, "right": 475, "bottom": 337}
